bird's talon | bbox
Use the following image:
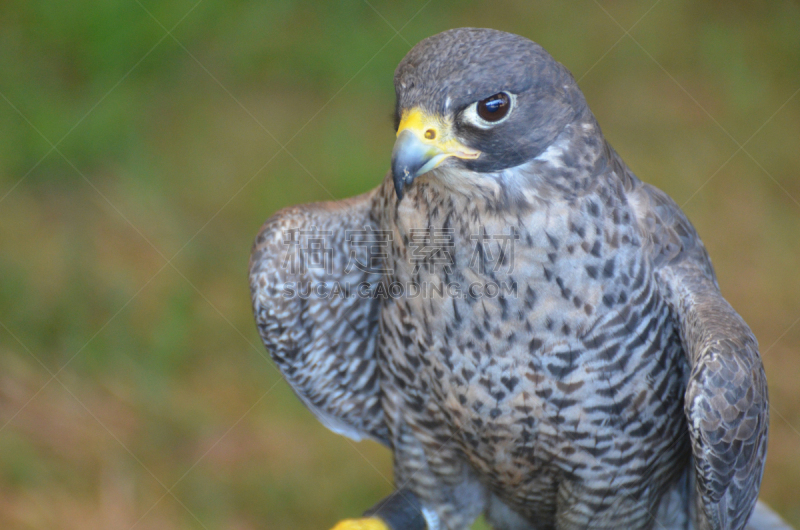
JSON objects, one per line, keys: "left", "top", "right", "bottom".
{"left": 330, "top": 517, "right": 389, "bottom": 530}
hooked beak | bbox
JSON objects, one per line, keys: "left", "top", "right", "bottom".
{"left": 391, "top": 109, "right": 480, "bottom": 200}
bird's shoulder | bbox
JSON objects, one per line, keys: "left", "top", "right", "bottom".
{"left": 622, "top": 169, "right": 716, "bottom": 283}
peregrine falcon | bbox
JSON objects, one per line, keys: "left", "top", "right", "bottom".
{"left": 250, "top": 28, "right": 790, "bottom": 530}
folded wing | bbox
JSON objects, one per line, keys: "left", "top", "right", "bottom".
{"left": 632, "top": 182, "right": 769, "bottom": 530}
{"left": 249, "top": 188, "right": 389, "bottom": 446}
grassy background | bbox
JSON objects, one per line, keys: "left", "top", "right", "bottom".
{"left": 1, "top": 1, "right": 799, "bottom": 528}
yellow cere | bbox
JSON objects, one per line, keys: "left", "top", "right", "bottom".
{"left": 396, "top": 108, "right": 440, "bottom": 138}
{"left": 397, "top": 108, "right": 480, "bottom": 160}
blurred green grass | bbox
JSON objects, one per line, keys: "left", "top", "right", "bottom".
{"left": 0, "top": 1, "right": 799, "bottom": 528}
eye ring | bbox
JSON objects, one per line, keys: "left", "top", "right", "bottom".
{"left": 461, "top": 92, "right": 516, "bottom": 129}
{"left": 477, "top": 92, "right": 512, "bottom": 122}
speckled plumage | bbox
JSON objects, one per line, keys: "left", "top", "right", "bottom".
{"left": 250, "top": 28, "right": 785, "bottom": 530}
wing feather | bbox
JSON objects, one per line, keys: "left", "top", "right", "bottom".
{"left": 249, "top": 188, "right": 389, "bottom": 445}
{"left": 631, "top": 182, "right": 769, "bottom": 530}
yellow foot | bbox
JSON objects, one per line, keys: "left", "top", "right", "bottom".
{"left": 330, "top": 517, "right": 389, "bottom": 530}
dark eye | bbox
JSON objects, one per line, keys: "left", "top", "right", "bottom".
{"left": 477, "top": 92, "right": 511, "bottom": 122}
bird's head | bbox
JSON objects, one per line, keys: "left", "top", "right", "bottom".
{"left": 391, "top": 28, "right": 591, "bottom": 200}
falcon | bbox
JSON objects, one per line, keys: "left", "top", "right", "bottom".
{"left": 249, "top": 28, "right": 790, "bottom": 530}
